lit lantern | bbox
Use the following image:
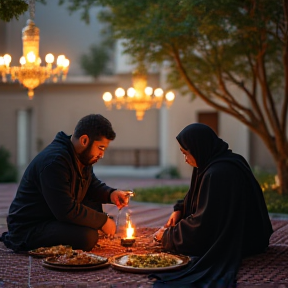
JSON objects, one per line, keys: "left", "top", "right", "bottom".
{"left": 121, "top": 213, "right": 135, "bottom": 250}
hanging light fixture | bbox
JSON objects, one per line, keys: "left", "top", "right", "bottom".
{"left": 102, "top": 66, "right": 175, "bottom": 121}
{"left": 0, "top": 0, "right": 70, "bottom": 99}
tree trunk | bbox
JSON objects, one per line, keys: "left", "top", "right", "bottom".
{"left": 276, "top": 158, "right": 288, "bottom": 195}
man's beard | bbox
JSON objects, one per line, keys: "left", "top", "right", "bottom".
{"left": 77, "top": 142, "right": 100, "bottom": 166}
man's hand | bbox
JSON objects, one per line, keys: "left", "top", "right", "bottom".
{"left": 101, "top": 217, "right": 116, "bottom": 238}
{"left": 165, "top": 211, "right": 182, "bottom": 227}
{"left": 110, "top": 190, "right": 131, "bottom": 210}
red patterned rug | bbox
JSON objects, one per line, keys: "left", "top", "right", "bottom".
{"left": 1, "top": 221, "right": 288, "bottom": 288}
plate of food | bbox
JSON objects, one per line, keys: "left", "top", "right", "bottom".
{"left": 28, "top": 245, "right": 73, "bottom": 257}
{"left": 42, "top": 251, "right": 109, "bottom": 270}
{"left": 109, "top": 253, "right": 190, "bottom": 273}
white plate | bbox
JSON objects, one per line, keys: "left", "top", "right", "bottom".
{"left": 109, "top": 253, "right": 190, "bottom": 273}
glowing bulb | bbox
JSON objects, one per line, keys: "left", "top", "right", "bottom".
{"left": 127, "top": 87, "right": 136, "bottom": 97}
{"left": 45, "top": 53, "right": 54, "bottom": 64}
{"left": 103, "top": 92, "right": 112, "bottom": 102}
{"left": 4, "top": 54, "right": 11, "bottom": 65}
{"left": 27, "top": 52, "right": 36, "bottom": 63}
{"left": 154, "top": 88, "right": 164, "bottom": 97}
{"left": 0, "top": 57, "right": 4, "bottom": 65}
{"left": 115, "top": 88, "right": 125, "bottom": 98}
{"left": 165, "top": 91, "right": 175, "bottom": 101}
{"left": 63, "top": 58, "right": 69, "bottom": 68}
{"left": 145, "top": 87, "right": 153, "bottom": 96}
{"left": 19, "top": 56, "right": 26, "bottom": 65}
{"left": 57, "top": 55, "right": 65, "bottom": 66}
{"left": 37, "top": 57, "right": 41, "bottom": 65}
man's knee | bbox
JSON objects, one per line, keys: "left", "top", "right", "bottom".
{"left": 78, "top": 228, "right": 99, "bottom": 251}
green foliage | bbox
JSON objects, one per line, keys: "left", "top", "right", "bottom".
{"left": 0, "top": 0, "right": 47, "bottom": 22}
{"left": 80, "top": 44, "right": 112, "bottom": 77}
{"left": 263, "top": 190, "right": 288, "bottom": 214}
{"left": 252, "top": 168, "right": 288, "bottom": 214}
{"left": 252, "top": 167, "right": 276, "bottom": 188}
{"left": 0, "top": 146, "right": 17, "bottom": 183}
{"left": 56, "top": 0, "right": 285, "bottom": 100}
{"left": 155, "top": 166, "right": 181, "bottom": 179}
{"left": 133, "top": 185, "right": 188, "bottom": 204}
{"left": 58, "top": 0, "right": 101, "bottom": 24}
{"left": 0, "top": 0, "right": 28, "bottom": 22}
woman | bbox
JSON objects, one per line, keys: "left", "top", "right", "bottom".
{"left": 151, "top": 123, "right": 273, "bottom": 288}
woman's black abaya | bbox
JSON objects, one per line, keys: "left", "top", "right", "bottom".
{"left": 149, "top": 123, "right": 273, "bottom": 288}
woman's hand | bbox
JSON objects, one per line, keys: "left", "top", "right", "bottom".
{"left": 153, "top": 226, "right": 167, "bottom": 242}
{"left": 153, "top": 211, "right": 182, "bottom": 242}
{"left": 165, "top": 211, "right": 182, "bottom": 227}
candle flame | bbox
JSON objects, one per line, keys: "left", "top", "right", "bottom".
{"left": 126, "top": 220, "right": 134, "bottom": 239}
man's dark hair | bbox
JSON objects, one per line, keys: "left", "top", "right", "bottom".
{"left": 73, "top": 114, "right": 116, "bottom": 141}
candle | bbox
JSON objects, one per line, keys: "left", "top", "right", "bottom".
{"left": 126, "top": 220, "right": 134, "bottom": 239}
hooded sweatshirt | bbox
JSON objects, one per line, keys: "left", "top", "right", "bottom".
{"left": 6, "top": 131, "right": 114, "bottom": 248}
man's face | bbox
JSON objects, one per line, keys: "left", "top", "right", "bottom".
{"left": 78, "top": 137, "right": 111, "bottom": 166}
{"left": 180, "top": 146, "right": 197, "bottom": 167}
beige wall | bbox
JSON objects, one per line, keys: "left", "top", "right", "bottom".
{"left": 0, "top": 85, "right": 36, "bottom": 164}
{"left": 0, "top": 76, "right": 161, "bottom": 176}
{"left": 0, "top": 76, "right": 277, "bottom": 180}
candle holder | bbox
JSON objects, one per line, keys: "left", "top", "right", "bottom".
{"left": 121, "top": 238, "right": 136, "bottom": 252}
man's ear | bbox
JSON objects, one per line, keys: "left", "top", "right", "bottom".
{"left": 79, "top": 135, "right": 89, "bottom": 147}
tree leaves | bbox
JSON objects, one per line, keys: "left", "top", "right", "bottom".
{"left": 0, "top": 0, "right": 28, "bottom": 22}
{"left": 80, "top": 44, "right": 111, "bottom": 77}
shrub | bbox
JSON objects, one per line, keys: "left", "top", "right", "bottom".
{"left": 134, "top": 185, "right": 188, "bottom": 204}
{"left": 0, "top": 146, "right": 17, "bottom": 182}
{"left": 155, "top": 166, "right": 181, "bottom": 179}
{"left": 80, "top": 44, "right": 111, "bottom": 78}
{"left": 263, "top": 190, "right": 288, "bottom": 214}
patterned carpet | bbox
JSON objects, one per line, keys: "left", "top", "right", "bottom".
{"left": 1, "top": 183, "right": 288, "bottom": 287}
{"left": 1, "top": 220, "right": 288, "bottom": 288}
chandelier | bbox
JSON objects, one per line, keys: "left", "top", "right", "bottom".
{"left": 0, "top": 0, "right": 70, "bottom": 99}
{"left": 102, "top": 69, "right": 175, "bottom": 121}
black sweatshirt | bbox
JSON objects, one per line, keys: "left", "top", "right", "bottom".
{"left": 7, "top": 132, "right": 115, "bottom": 242}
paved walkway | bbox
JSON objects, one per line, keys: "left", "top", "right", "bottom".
{"left": 1, "top": 180, "right": 288, "bottom": 288}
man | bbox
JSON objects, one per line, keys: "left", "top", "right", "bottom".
{"left": 1, "top": 114, "right": 129, "bottom": 252}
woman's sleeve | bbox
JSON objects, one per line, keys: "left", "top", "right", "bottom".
{"left": 162, "top": 166, "right": 244, "bottom": 255}
{"left": 173, "top": 199, "right": 184, "bottom": 212}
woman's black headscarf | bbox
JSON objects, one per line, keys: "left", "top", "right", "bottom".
{"left": 149, "top": 123, "right": 273, "bottom": 288}
{"left": 176, "top": 123, "right": 229, "bottom": 172}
